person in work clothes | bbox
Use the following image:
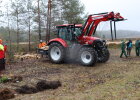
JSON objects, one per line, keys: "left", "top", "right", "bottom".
{"left": 135, "top": 40, "right": 140, "bottom": 56}
{"left": 38, "top": 40, "right": 48, "bottom": 57}
{"left": 126, "top": 40, "right": 133, "bottom": 56}
{"left": 120, "top": 40, "right": 127, "bottom": 58}
{"left": 0, "top": 39, "right": 7, "bottom": 71}
{"left": 38, "top": 40, "right": 47, "bottom": 49}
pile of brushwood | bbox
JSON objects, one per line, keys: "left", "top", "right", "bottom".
{"left": 16, "top": 80, "right": 61, "bottom": 94}
{"left": 0, "top": 88, "right": 15, "bottom": 100}
{"left": 0, "top": 77, "right": 61, "bottom": 99}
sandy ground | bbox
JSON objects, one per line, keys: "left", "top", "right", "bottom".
{"left": 0, "top": 48, "right": 140, "bottom": 100}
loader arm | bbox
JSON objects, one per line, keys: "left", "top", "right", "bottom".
{"left": 79, "top": 12, "right": 124, "bottom": 38}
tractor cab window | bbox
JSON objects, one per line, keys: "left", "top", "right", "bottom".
{"left": 58, "top": 27, "right": 72, "bottom": 41}
{"left": 74, "top": 28, "right": 82, "bottom": 36}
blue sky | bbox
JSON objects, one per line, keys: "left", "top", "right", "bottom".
{"left": 80, "top": 0, "right": 140, "bottom": 31}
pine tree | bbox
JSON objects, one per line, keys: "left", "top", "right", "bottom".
{"left": 11, "top": 0, "right": 25, "bottom": 51}
{"left": 21, "top": 0, "right": 34, "bottom": 51}
{"left": 59, "top": 0, "right": 85, "bottom": 24}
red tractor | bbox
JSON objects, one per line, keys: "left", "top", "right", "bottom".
{"left": 47, "top": 12, "right": 124, "bottom": 66}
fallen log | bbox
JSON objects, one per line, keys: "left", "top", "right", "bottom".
{"left": 36, "top": 80, "right": 61, "bottom": 91}
{"left": 15, "top": 80, "right": 62, "bottom": 94}
{"left": 15, "top": 85, "right": 38, "bottom": 94}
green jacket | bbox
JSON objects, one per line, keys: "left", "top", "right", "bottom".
{"left": 135, "top": 40, "right": 139, "bottom": 48}
{"left": 121, "top": 41, "right": 126, "bottom": 50}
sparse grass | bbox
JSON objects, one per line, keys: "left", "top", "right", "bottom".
{"left": 0, "top": 48, "right": 140, "bottom": 100}
{"left": 108, "top": 43, "right": 121, "bottom": 48}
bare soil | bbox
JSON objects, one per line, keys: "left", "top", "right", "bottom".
{"left": 0, "top": 48, "right": 140, "bottom": 100}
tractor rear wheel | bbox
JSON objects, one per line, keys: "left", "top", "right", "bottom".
{"left": 78, "top": 47, "right": 97, "bottom": 66}
{"left": 48, "top": 42, "right": 65, "bottom": 63}
{"left": 98, "top": 48, "right": 110, "bottom": 63}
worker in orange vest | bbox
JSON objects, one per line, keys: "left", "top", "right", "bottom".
{"left": 0, "top": 39, "right": 7, "bottom": 71}
{"left": 38, "top": 40, "right": 47, "bottom": 49}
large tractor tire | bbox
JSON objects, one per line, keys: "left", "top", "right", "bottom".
{"left": 78, "top": 47, "right": 97, "bottom": 66}
{"left": 98, "top": 48, "right": 110, "bottom": 63}
{"left": 48, "top": 42, "right": 65, "bottom": 64}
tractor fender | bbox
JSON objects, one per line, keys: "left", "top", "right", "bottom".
{"left": 48, "top": 38, "right": 68, "bottom": 47}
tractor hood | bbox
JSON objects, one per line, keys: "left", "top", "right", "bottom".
{"left": 78, "top": 36, "right": 101, "bottom": 45}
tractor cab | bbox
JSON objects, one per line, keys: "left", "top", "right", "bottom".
{"left": 56, "top": 24, "right": 82, "bottom": 43}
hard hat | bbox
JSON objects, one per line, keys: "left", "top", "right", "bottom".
{"left": 40, "top": 40, "right": 43, "bottom": 42}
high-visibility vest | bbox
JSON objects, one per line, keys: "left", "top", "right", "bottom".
{"left": 38, "top": 42, "right": 47, "bottom": 48}
{"left": 0, "top": 44, "right": 6, "bottom": 59}
{"left": 0, "top": 44, "right": 4, "bottom": 51}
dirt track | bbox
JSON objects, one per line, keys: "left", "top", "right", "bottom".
{"left": 0, "top": 48, "right": 140, "bottom": 100}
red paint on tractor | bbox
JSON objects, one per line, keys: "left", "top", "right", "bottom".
{"left": 78, "top": 36, "right": 100, "bottom": 45}
{"left": 48, "top": 38, "right": 68, "bottom": 47}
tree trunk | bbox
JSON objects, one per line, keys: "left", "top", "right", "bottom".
{"left": 28, "top": 1, "right": 31, "bottom": 52}
{"left": 46, "top": 0, "right": 52, "bottom": 42}
{"left": 38, "top": 0, "right": 41, "bottom": 41}
{"left": 7, "top": 6, "right": 12, "bottom": 52}
{"left": 28, "top": 18, "right": 31, "bottom": 52}
{"left": 16, "top": 8, "right": 19, "bottom": 52}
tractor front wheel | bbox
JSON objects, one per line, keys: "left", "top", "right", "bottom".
{"left": 48, "top": 42, "right": 65, "bottom": 63}
{"left": 78, "top": 47, "right": 97, "bottom": 66}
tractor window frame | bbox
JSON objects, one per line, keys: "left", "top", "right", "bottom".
{"left": 58, "top": 27, "right": 73, "bottom": 41}
{"left": 74, "top": 27, "right": 82, "bottom": 36}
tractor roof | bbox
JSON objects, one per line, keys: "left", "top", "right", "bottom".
{"left": 56, "top": 24, "right": 82, "bottom": 28}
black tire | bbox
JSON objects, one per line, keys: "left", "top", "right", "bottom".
{"left": 48, "top": 42, "right": 65, "bottom": 63}
{"left": 78, "top": 47, "right": 97, "bottom": 66}
{"left": 98, "top": 48, "right": 110, "bottom": 63}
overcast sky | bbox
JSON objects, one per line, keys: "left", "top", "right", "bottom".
{"left": 80, "top": 0, "right": 140, "bottom": 32}
{"left": 1, "top": 0, "right": 140, "bottom": 32}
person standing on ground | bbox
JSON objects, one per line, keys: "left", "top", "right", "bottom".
{"left": 120, "top": 40, "right": 127, "bottom": 58}
{"left": 135, "top": 40, "right": 140, "bottom": 56}
{"left": 138, "top": 40, "right": 140, "bottom": 56}
{"left": 126, "top": 40, "right": 133, "bottom": 56}
{"left": 0, "top": 39, "right": 7, "bottom": 72}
